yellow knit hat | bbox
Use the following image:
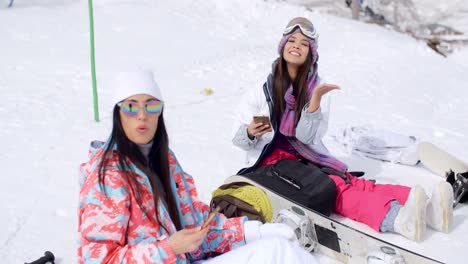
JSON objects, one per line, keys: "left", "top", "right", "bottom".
{"left": 212, "top": 184, "right": 273, "bottom": 222}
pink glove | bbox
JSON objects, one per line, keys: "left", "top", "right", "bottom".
{"left": 244, "top": 221, "right": 298, "bottom": 244}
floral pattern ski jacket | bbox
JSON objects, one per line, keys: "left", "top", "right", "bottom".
{"left": 78, "top": 140, "right": 247, "bottom": 263}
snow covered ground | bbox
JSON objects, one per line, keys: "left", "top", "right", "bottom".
{"left": 284, "top": 0, "right": 468, "bottom": 37}
{"left": 0, "top": 0, "right": 467, "bottom": 263}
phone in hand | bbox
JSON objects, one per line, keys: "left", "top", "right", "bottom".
{"left": 202, "top": 206, "right": 221, "bottom": 229}
{"left": 253, "top": 115, "right": 271, "bottom": 128}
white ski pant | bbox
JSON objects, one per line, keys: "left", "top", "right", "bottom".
{"left": 194, "top": 237, "right": 318, "bottom": 264}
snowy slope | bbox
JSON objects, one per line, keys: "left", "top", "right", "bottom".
{"left": 0, "top": 0, "right": 467, "bottom": 263}
{"left": 285, "top": 0, "right": 468, "bottom": 35}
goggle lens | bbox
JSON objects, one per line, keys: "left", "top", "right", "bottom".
{"left": 283, "top": 24, "right": 317, "bottom": 40}
{"left": 118, "top": 100, "right": 163, "bottom": 116}
{"left": 283, "top": 18, "right": 318, "bottom": 40}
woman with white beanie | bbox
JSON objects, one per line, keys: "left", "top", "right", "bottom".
{"left": 78, "top": 69, "right": 318, "bottom": 263}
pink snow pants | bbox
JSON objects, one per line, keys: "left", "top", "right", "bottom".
{"left": 329, "top": 173, "right": 411, "bottom": 231}
{"left": 260, "top": 149, "right": 411, "bottom": 232}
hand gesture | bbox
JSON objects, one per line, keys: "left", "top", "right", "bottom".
{"left": 308, "top": 83, "right": 340, "bottom": 112}
{"left": 247, "top": 119, "right": 272, "bottom": 140}
{"left": 168, "top": 227, "right": 209, "bottom": 255}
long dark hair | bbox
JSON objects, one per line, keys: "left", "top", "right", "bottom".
{"left": 272, "top": 47, "right": 313, "bottom": 124}
{"left": 97, "top": 106, "right": 182, "bottom": 231}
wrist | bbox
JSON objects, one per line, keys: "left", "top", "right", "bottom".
{"left": 167, "top": 236, "right": 183, "bottom": 255}
{"left": 246, "top": 128, "right": 255, "bottom": 140}
{"left": 243, "top": 220, "right": 262, "bottom": 243}
{"left": 308, "top": 95, "right": 320, "bottom": 112}
{"left": 308, "top": 103, "right": 319, "bottom": 113}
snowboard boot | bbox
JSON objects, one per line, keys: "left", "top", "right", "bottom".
{"left": 275, "top": 207, "right": 317, "bottom": 252}
{"left": 394, "top": 185, "right": 427, "bottom": 241}
{"left": 447, "top": 170, "right": 468, "bottom": 208}
{"left": 426, "top": 181, "right": 454, "bottom": 233}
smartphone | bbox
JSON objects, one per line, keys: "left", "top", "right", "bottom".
{"left": 202, "top": 206, "right": 221, "bottom": 229}
{"left": 253, "top": 116, "right": 271, "bottom": 127}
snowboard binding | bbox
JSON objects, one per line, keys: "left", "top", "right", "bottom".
{"left": 275, "top": 206, "right": 317, "bottom": 253}
{"left": 445, "top": 170, "right": 468, "bottom": 208}
{"left": 367, "top": 246, "right": 405, "bottom": 264}
{"left": 25, "top": 251, "right": 55, "bottom": 264}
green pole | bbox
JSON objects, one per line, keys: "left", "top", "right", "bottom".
{"left": 88, "top": 0, "right": 99, "bottom": 122}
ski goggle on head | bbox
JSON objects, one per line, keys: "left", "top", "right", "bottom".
{"left": 283, "top": 17, "right": 318, "bottom": 40}
{"left": 117, "top": 99, "right": 163, "bottom": 116}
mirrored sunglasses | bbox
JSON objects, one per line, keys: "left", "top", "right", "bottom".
{"left": 283, "top": 23, "right": 317, "bottom": 40}
{"left": 117, "top": 100, "right": 163, "bottom": 116}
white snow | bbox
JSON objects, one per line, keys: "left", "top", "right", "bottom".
{"left": 0, "top": 0, "right": 467, "bottom": 263}
{"left": 285, "top": 0, "right": 468, "bottom": 36}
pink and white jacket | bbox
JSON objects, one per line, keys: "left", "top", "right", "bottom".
{"left": 78, "top": 140, "right": 247, "bottom": 263}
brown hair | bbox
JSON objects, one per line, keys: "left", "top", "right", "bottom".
{"left": 272, "top": 48, "right": 313, "bottom": 124}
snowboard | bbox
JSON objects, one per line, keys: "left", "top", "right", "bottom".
{"left": 417, "top": 141, "right": 468, "bottom": 177}
{"left": 225, "top": 175, "right": 443, "bottom": 264}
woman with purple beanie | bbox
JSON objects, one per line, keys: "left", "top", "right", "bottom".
{"left": 232, "top": 17, "right": 454, "bottom": 242}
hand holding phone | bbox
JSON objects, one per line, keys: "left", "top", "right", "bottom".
{"left": 248, "top": 116, "right": 272, "bottom": 139}
{"left": 253, "top": 116, "right": 271, "bottom": 127}
{"left": 202, "top": 206, "right": 221, "bottom": 229}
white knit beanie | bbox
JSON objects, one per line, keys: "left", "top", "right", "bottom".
{"left": 111, "top": 69, "right": 163, "bottom": 106}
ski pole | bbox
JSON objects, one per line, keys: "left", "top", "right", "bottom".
{"left": 88, "top": 0, "right": 100, "bottom": 122}
{"left": 25, "top": 251, "right": 55, "bottom": 264}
